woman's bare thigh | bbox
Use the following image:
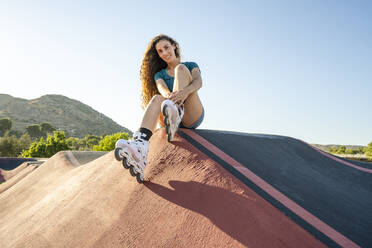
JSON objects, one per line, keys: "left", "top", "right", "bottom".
{"left": 182, "top": 91, "right": 203, "bottom": 127}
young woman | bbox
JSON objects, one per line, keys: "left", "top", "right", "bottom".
{"left": 114, "top": 34, "right": 204, "bottom": 183}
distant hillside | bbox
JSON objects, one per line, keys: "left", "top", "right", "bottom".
{"left": 0, "top": 94, "right": 132, "bottom": 138}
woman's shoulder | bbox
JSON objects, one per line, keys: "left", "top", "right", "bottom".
{"left": 155, "top": 68, "right": 165, "bottom": 75}
{"left": 154, "top": 68, "right": 170, "bottom": 81}
{"left": 182, "top": 61, "right": 200, "bottom": 72}
{"left": 154, "top": 69, "right": 165, "bottom": 81}
{"left": 182, "top": 61, "right": 199, "bottom": 66}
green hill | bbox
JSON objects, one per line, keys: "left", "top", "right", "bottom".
{"left": 0, "top": 94, "right": 132, "bottom": 138}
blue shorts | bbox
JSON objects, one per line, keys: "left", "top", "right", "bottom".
{"left": 179, "top": 107, "right": 204, "bottom": 129}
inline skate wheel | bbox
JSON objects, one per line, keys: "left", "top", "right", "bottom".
{"left": 129, "top": 166, "right": 136, "bottom": 177}
{"left": 136, "top": 173, "right": 144, "bottom": 183}
{"left": 114, "top": 148, "right": 122, "bottom": 161}
{"left": 122, "top": 157, "right": 130, "bottom": 169}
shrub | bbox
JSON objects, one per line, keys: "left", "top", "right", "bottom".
{"left": 66, "top": 137, "right": 84, "bottom": 151}
{"left": 345, "top": 148, "right": 354, "bottom": 154}
{"left": 22, "top": 131, "right": 69, "bottom": 158}
{"left": 85, "top": 135, "right": 101, "bottom": 150}
{"left": 66, "top": 135, "right": 102, "bottom": 151}
{"left": 365, "top": 142, "right": 372, "bottom": 158}
{"left": 0, "top": 132, "right": 18, "bottom": 157}
{"left": 336, "top": 146, "right": 346, "bottom": 154}
{"left": 0, "top": 132, "right": 31, "bottom": 157}
{"left": 93, "top": 132, "right": 129, "bottom": 151}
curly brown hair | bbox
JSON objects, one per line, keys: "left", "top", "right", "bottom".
{"left": 140, "top": 34, "right": 180, "bottom": 109}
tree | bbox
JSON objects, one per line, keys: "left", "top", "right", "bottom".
{"left": 26, "top": 124, "right": 44, "bottom": 139}
{"left": 40, "top": 122, "right": 56, "bottom": 134}
{"left": 0, "top": 118, "right": 12, "bottom": 137}
{"left": 8, "top": 130, "right": 22, "bottom": 138}
{"left": 44, "top": 131, "right": 69, "bottom": 157}
{"left": 85, "top": 134, "right": 101, "bottom": 149}
{"left": 365, "top": 142, "right": 372, "bottom": 158}
{"left": 345, "top": 148, "right": 353, "bottom": 154}
{"left": 65, "top": 135, "right": 102, "bottom": 151}
{"left": 66, "top": 137, "right": 83, "bottom": 150}
{"left": 93, "top": 132, "right": 129, "bottom": 151}
{"left": 0, "top": 132, "right": 31, "bottom": 157}
{"left": 336, "top": 146, "right": 346, "bottom": 154}
{"left": 17, "top": 133, "right": 32, "bottom": 155}
{"left": 22, "top": 138, "right": 46, "bottom": 158}
{"left": 329, "top": 147, "right": 338, "bottom": 153}
{"left": 22, "top": 131, "right": 69, "bottom": 158}
{"left": 357, "top": 147, "right": 365, "bottom": 154}
{"left": 0, "top": 132, "right": 18, "bottom": 157}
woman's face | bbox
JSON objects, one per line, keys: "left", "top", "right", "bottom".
{"left": 155, "top": 39, "right": 177, "bottom": 64}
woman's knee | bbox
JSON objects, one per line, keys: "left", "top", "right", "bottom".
{"left": 175, "top": 64, "right": 192, "bottom": 83}
{"left": 175, "top": 63, "right": 187, "bottom": 71}
{"left": 175, "top": 64, "right": 191, "bottom": 75}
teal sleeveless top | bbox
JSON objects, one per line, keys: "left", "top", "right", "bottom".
{"left": 154, "top": 62, "right": 199, "bottom": 92}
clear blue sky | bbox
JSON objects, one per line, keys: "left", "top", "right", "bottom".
{"left": 1, "top": 0, "right": 371, "bottom": 145}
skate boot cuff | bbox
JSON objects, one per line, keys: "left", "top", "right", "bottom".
{"left": 134, "top": 131, "right": 151, "bottom": 142}
{"left": 137, "top": 128, "right": 152, "bottom": 141}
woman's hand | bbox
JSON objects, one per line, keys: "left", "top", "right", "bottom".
{"left": 165, "top": 92, "right": 172, "bottom": 99}
{"left": 169, "top": 89, "right": 189, "bottom": 106}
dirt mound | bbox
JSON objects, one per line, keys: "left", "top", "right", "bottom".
{"left": 0, "top": 162, "right": 41, "bottom": 194}
{"left": 0, "top": 129, "right": 323, "bottom": 248}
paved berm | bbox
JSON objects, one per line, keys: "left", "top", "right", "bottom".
{"left": 0, "top": 128, "right": 370, "bottom": 247}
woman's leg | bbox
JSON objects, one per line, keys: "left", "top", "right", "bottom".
{"left": 140, "top": 94, "right": 165, "bottom": 133}
{"left": 114, "top": 94, "right": 165, "bottom": 183}
{"left": 173, "top": 64, "right": 203, "bottom": 127}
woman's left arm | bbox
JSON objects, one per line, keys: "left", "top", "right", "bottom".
{"left": 185, "top": 67, "right": 203, "bottom": 94}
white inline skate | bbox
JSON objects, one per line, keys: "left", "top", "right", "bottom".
{"left": 114, "top": 131, "right": 149, "bottom": 183}
{"left": 161, "top": 99, "right": 184, "bottom": 142}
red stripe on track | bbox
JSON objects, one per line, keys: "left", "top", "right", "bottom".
{"left": 181, "top": 129, "right": 359, "bottom": 248}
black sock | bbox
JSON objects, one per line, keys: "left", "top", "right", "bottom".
{"left": 138, "top": 127, "right": 152, "bottom": 141}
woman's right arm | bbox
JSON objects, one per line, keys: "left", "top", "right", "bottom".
{"left": 155, "top": 79, "right": 172, "bottom": 98}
